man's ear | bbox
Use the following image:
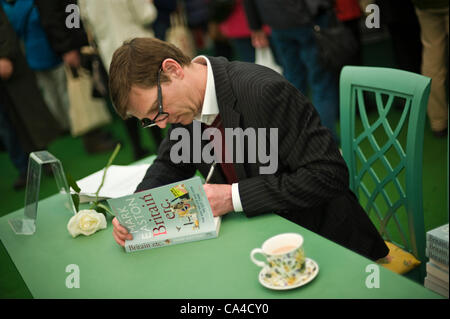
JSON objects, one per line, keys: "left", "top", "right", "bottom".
{"left": 161, "top": 58, "right": 183, "bottom": 79}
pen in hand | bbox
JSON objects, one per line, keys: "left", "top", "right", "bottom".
{"left": 205, "top": 161, "right": 216, "bottom": 184}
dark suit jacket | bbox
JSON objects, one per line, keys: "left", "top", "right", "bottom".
{"left": 0, "top": 5, "right": 62, "bottom": 152}
{"left": 35, "top": 0, "right": 88, "bottom": 56}
{"left": 243, "top": 0, "right": 332, "bottom": 30}
{"left": 136, "top": 56, "right": 389, "bottom": 261}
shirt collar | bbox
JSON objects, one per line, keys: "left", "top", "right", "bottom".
{"left": 192, "top": 55, "right": 219, "bottom": 126}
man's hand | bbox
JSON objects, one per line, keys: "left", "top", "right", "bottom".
{"left": 0, "top": 58, "right": 13, "bottom": 80}
{"left": 63, "top": 50, "right": 81, "bottom": 68}
{"left": 112, "top": 217, "right": 133, "bottom": 247}
{"left": 250, "top": 30, "right": 269, "bottom": 48}
{"left": 203, "top": 183, "right": 234, "bottom": 217}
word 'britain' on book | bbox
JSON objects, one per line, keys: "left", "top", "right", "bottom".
{"left": 107, "top": 176, "right": 221, "bottom": 253}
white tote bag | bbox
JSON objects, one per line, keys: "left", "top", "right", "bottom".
{"left": 65, "top": 66, "right": 112, "bottom": 137}
{"left": 166, "top": 8, "right": 196, "bottom": 58}
{"left": 255, "top": 47, "right": 283, "bottom": 74}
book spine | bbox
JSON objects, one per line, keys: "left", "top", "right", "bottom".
{"left": 429, "top": 258, "right": 449, "bottom": 271}
{"left": 125, "top": 231, "right": 218, "bottom": 253}
{"left": 426, "top": 274, "right": 449, "bottom": 290}
{"left": 426, "top": 233, "right": 449, "bottom": 263}
{"left": 427, "top": 250, "right": 449, "bottom": 266}
{"left": 425, "top": 244, "right": 449, "bottom": 266}
{"left": 426, "top": 262, "right": 449, "bottom": 283}
{"left": 424, "top": 278, "right": 449, "bottom": 298}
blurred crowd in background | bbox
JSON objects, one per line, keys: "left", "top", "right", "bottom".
{"left": 0, "top": 0, "right": 448, "bottom": 190}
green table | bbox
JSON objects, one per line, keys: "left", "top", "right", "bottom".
{"left": 0, "top": 160, "right": 442, "bottom": 299}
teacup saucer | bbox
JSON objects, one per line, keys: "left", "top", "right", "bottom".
{"left": 258, "top": 258, "right": 319, "bottom": 290}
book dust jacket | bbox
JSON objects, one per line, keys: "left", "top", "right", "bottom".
{"left": 107, "top": 177, "right": 218, "bottom": 252}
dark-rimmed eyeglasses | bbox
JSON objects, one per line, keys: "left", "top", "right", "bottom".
{"left": 141, "top": 68, "right": 169, "bottom": 128}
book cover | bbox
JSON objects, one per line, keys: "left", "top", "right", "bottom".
{"left": 107, "top": 176, "right": 220, "bottom": 253}
{"left": 424, "top": 277, "right": 449, "bottom": 298}
{"left": 426, "top": 262, "right": 449, "bottom": 284}
{"left": 426, "top": 224, "right": 449, "bottom": 266}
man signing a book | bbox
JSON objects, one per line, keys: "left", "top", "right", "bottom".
{"left": 108, "top": 37, "right": 388, "bottom": 261}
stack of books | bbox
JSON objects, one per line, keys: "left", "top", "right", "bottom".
{"left": 424, "top": 223, "right": 449, "bottom": 298}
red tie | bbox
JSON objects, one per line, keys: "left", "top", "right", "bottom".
{"left": 204, "top": 115, "right": 239, "bottom": 184}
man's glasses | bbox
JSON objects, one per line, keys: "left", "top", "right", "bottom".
{"left": 141, "top": 68, "right": 169, "bottom": 128}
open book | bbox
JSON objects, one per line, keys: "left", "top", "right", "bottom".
{"left": 107, "top": 176, "right": 221, "bottom": 253}
{"left": 72, "top": 164, "right": 150, "bottom": 203}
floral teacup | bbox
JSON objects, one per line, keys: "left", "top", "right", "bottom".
{"left": 250, "top": 233, "right": 306, "bottom": 286}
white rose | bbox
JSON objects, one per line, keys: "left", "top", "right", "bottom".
{"left": 67, "top": 209, "right": 107, "bottom": 237}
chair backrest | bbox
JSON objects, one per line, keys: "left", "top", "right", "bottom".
{"left": 339, "top": 66, "right": 431, "bottom": 264}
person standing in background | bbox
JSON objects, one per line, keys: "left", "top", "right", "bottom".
{"left": 243, "top": 0, "right": 340, "bottom": 142}
{"left": 412, "top": 0, "right": 448, "bottom": 137}
{"left": 0, "top": 91, "right": 28, "bottom": 189}
{"left": 184, "top": 0, "right": 210, "bottom": 53}
{"left": 335, "top": 0, "right": 362, "bottom": 66}
{"left": 34, "top": 0, "right": 86, "bottom": 71}
{"left": 1, "top": 0, "right": 70, "bottom": 131}
{"left": 153, "top": 0, "right": 177, "bottom": 41}
{"left": 78, "top": 0, "right": 157, "bottom": 72}
{"left": 34, "top": 0, "right": 119, "bottom": 154}
{"left": 376, "top": 0, "right": 422, "bottom": 75}
{"left": 78, "top": 0, "right": 164, "bottom": 158}
{"left": 0, "top": 5, "right": 62, "bottom": 189}
{"left": 218, "top": 0, "right": 272, "bottom": 63}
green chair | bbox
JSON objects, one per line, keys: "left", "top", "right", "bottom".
{"left": 339, "top": 66, "right": 431, "bottom": 282}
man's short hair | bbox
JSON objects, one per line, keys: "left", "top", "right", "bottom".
{"left": 109, "top": 37, "right": 191, "bottom": 119}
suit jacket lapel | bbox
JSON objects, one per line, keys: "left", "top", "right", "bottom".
{"left": 208, "top": 56, "right": 247, "bottom": 182}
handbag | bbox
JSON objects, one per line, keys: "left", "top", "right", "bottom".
{"left": 255, "top": 47, "right": 283, "bottom": 74}
{"left": 79, "top": 28, "right": 109, "bottom": 98}
{"left": 165, "top": 7, "right": 196, "bottom": 58}
{"left": 305, "top": 5, "right": 358, "bottom": 71}
{"left": 80, "top": 46, "right": 109, "bottom": 98}
{"left": 65, "top": 65, "right": 112, "bottom": 137}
